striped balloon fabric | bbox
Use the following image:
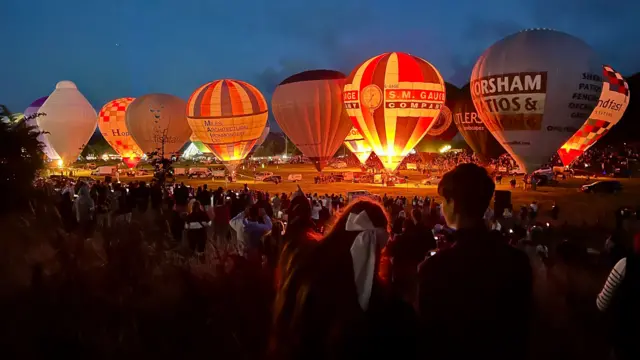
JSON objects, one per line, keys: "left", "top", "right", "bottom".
{"left": 186, "top": 79, "right": 268, "bottom": 170}
{"left": 558, "top": 65, "right": 630, "bottom": 165}
{"left": 343, "top": 52, "right": 446, "bottom": 172}
{"left": 344, "top": 127, "right": 373, "bottom": 165}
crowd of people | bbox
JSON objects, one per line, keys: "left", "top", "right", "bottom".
{"left": 26, "top": 158, "right": 640, "bottom": 360}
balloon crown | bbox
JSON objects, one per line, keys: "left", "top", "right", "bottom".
{"left": 56, "top": 80, "right": 77, "bottom": 89}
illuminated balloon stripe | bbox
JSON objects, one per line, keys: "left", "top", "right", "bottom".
{"left": 187, "top": 80, "right": 267, "bottom": 119}
{"left": 345, "top": 52, "right": 445, "bottom": 171}
{"left": 205, "top": 140, "right": 256, "bottom": 162}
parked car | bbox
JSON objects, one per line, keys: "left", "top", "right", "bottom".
{"left": 287, "top": 174, "right": 303, "bottom": 182}
{"left": 421, "top": 176, "right": 442, "bottom": 186}
{"left": 255, "top": 171, "right": 274, "bottom": 181}
{"left": 581, "top": 180, "right": 622, "bottom": 194}
{"left": 264, "top": 175, "right": 283, "bottom": 184}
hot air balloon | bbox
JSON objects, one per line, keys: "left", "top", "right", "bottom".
{"left": 25, "top": 97, "right": 60, "bottom": 161}
{"left": 126, "top": 93, "right": 191, "bottom": 156}
{"left": 558, "top": 65, "right": 630, "bottom": 165}
{"left": 415, "top": 83, "right": 460, "bottom": 153}
{"left": 189, "top": 133, "right": 212, "bottom": 154}
{"left": 272, "top": 70, "right": 353, "bottom": 172}
{"left": 344, "top": 126, "right": 373, "bottom": 165}
{"left": 470, "top": 29, "right": 603, "bottom": 173}
{"left": 452, "top": 84, "right": 505, "bottom": 162}
{"left": 186, "top": 79, "right": 268, "bottom": 174}
{"left": 98, "top": 97, "right": 144, "bottom": 168}
{"left": 344, "top": 52, "right": 446, "bottom": 172}
{"left": 254, "top": 123, "right": 270, "bottom": 149}
{"left": 37, "top": 81, "right": 97, "bottom": 165}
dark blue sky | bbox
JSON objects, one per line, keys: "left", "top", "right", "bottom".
{"left": 3, "top": 0, "right": 639, "bottom": 130}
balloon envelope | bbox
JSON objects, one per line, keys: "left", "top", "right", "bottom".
{"left": 470, "top": 29, "right": 603, "bottom": 173}
{"left": 452, "top": 84, "right": 505, "bottom": 162}
{"left": 254, "top": 124, "right": 270, "bottom": 148}
{"left": 37, "top": 81, "right": 97, "bottom": 164}
{"left": 126, "top": 93, "right": 191, "bottom": 156}
{"left": 344, "top": 126, "right": 373, "bottom": 164}
{"left": 25, "top": 96, "right": 61, "bottom": 160}
{"left": 98, "top": 97, "right": 143, "bottom": 167}
{"left": 558, "top": 65, "right": 631, "bottom": 165}
{"left": 186, "top": 79, "right": 268, "bottom": 169}
{"left": 415, "top": 83, "right": 461, "bottom": 153}
{"left": 272, "top": 70, "right": 353, "bottom": 171}
{"left": 344, "top": 52, "right": 446, "bottom": 172}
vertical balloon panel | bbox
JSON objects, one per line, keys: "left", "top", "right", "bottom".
{"left": 558, "top": 65, "right": 630, "bottom": 165}
{"left": 470, "top": 29, "right": 603, "bottom": 173}
{"left": 344, "top": 52, "right": 446, "bottom": 172}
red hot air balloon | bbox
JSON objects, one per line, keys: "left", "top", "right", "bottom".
{"left": 344, "top": 52, "right": 446, "bottom": 172}
{"left": 272, "top": 70, "right": 353, "bottom": 171}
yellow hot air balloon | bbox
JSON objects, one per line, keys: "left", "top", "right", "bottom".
{"left": 98, "top": 97, "right": 144, "bottom": 168}
{"left": 186, "top": 79, "right": 268, "bottom": 174}
{"left": 344, "top": 127, "right": 373, "bottom": 165}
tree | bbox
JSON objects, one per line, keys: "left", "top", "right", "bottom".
{"left": 0, "top": 105, "right": 45, "bottom": 212}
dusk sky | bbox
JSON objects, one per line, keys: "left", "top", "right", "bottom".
{"left": 3, "top": 0, "right": 639, "bottom": 130}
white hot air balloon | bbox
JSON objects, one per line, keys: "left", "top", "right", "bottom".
{"left": 37, "top": 81, "right": 97, "bottom": 165}
{"left": 470, "top": 29, "right": 603, "bottom": 173}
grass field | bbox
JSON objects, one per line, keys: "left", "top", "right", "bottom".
{"left": 65, "top": 163, "right": 640, "bottom": 228}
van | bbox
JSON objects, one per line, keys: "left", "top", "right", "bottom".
{"left": 287, "top": 174, "right": 303, "bottom": 182}
{"left": 91, "top": 166, "right": 117, "bottom": 176}
{"left": 211, "top": 169, "right": 226, "bottom": 179}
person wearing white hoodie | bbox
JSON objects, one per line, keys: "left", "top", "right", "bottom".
{"left": 229, "top": 204, "right": 251, "bottom": 255}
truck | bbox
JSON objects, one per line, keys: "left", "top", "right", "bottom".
{"left": 91, "top": 166, "right": 117, "bottom": 176}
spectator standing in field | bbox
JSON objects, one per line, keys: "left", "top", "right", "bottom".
{"left": 417, "top": 163, "right": 533, "bottom": 360}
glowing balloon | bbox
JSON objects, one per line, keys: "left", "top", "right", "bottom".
{"left": 414, "top": 105, "right": 457, "bottom": 153}
{"left": 187, "top": 79, "right": 268, "bottom": 173}
{"left": 344, "top": 126, "right": 373, "bottom": 164}
{"left": 344, "top": 52, "right": 446, "bottom": 172}
{"left": 272, "top": 70, "right": 353, "bottom": 171}
{"left": 126, "top": 93, "right": 191, "bottom": 156}
{"left": 558, "top": 65, "right": 630, "bottom": 165}
{"left": 452, "top": 84, "right": 505, "bottom": 162}
{"left": 470, "top": 29, "right": 603, "bottom": 173}
{"left": 37, "top": 81, "right": 97, "bottom": 164}
{"left": 98, "top": 97, "right": 143, "bottom": 168}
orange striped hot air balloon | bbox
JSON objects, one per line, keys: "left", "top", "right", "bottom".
{"left": 98, "top": 97, "right": 143, "bottom": 168}
{"left": 344, "top": 126, "right": 373, "bottom": 165}
{"left": 186, "top": 79, "right": 268, "bottom": 174}
{"left": 344, "top": 52, "right": 446, "bottom": 172}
